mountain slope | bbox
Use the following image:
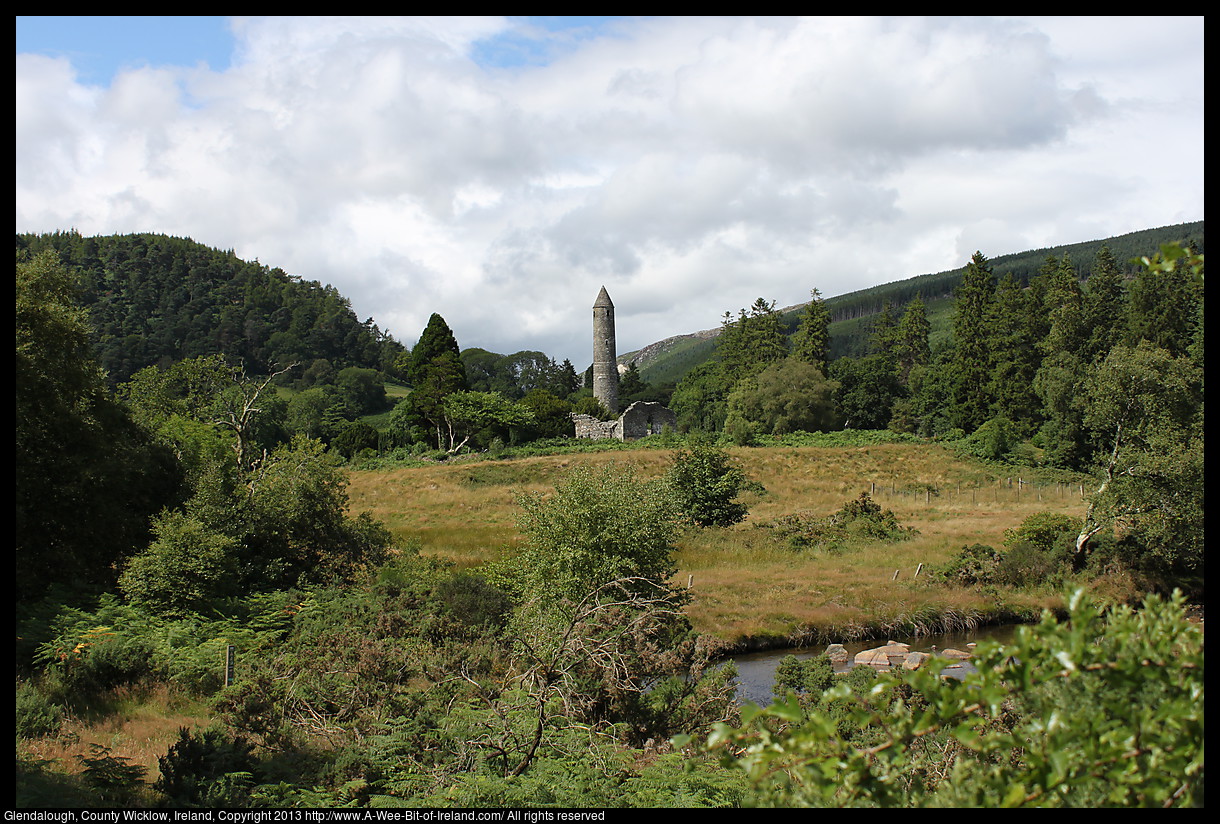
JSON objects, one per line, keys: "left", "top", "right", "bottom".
{"left": 627, "top": 221, "right": 1204, "bottom": 383}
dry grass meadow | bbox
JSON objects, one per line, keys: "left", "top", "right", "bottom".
{"left": 347, "top": 442, "right": 1090, "bottom": 645}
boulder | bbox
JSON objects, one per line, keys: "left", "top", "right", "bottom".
{"left": 824, "top": 644, "right": 850, "bottom": 666}
{"left": 854, "top": 646, "right": 893, "bottom": 669}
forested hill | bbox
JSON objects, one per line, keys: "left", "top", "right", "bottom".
{"left": 15, "top": 231, "right": 407, "bottom": 385}
{"left": 821, "top": 220, "right": 1206, "bottom": 323}
{"left": 630, "top": 221, "right": 1204, "bottom": 383}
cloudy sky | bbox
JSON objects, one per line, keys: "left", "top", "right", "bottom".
{"left": 15, "top": 16, "right": 1204, "bottom": 367}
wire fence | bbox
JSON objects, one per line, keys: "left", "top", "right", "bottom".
{"left": 867, "top": 478, "right": 1089, "bottom": 506}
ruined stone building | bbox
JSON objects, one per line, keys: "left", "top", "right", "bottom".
{"left": 573, "top": 287, "right": 677, "bottom": 441}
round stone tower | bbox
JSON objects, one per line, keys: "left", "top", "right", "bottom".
{"left": 592, "top": 286, "right": 619, "bottom": 414}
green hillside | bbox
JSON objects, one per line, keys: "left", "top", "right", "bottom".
{"left": 15, "top": 231, "right": 407, "bottom": 385}
{"left": 632, "top": 221, "right": 1204, "bottom": 383}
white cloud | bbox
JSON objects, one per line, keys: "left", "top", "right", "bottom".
{"left": 15, "top": 16, "right": 1204, "bottom": 366}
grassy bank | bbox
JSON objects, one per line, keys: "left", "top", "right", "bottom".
{"left": 346, "top": 441, "right": 1096, "bottom": 645}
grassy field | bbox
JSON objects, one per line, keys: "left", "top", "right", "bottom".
{"left": 347, "top": 442, "right": 1095, "bottom": 646}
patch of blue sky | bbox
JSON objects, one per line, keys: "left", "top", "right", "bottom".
{"left": 15, "top": 16, "right": 234, "bottom": 86}
{"left": 470, "top": 16, "right": 631, "bottom": 69}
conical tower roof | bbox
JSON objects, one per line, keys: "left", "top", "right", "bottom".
{"left": 594, "top": 286, "right": 614, "bottom": 308}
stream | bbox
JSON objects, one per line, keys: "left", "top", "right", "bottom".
{"left": 727, "top": 623, "right": 1023, "bottom": 706}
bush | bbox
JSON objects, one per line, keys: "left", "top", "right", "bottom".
{"left": 706, "top": 590, "right": 1205, "bottom": 807}
{"left": 155, "top": 727, "right": 257, "bottom": 808}
{"left": 935, "top": 543, "right": 1002, "bottom": 587}
{"left": 958, "top": 416, "right": 1018, "bottom": 461}
{"left": 757, "top": 493, "right": 916, "bottom": 552}
{"left": 994, "top": 512, "right": 1078, "bottom": 588}
{"left": 1003, "top": 512, "right": 1078, "bottom": 551}
{"left": 434, "top": 573, "right": 512, "bottom": 630}
{"left": 15, "top": 680, "right": 63, "bottom": 738}
{"left": 666, "top": 437, "right": 755, "bottom": 527}
{"left": 830, "top": 492, "right": 917, "bottom": 541}
{"left": 774, "top": 654, "right": 835, "bottom": 697}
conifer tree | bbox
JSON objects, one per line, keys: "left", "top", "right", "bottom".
{"left": 948, "top": 252, "right": 997, "bottom": 433}
{"left": 716, "top": 299, "right": 789, "bottom": 387}
{"left": 892, "top": 296, "right": 931, "bottom": 384}
{"left": 987, "top": 273, "right": 1042, "bottom": 435}
{"left": 1125, "top": 244, "right": 1203, "bottom": 358}
{"left": 1080, "top": 246, "right": 1126, "bottom": 363}
{"left": 404, "top": 314, "right": 468, "bottom": 448}
{"left": 790, "top": 288, "right": 831, "bottom": 374}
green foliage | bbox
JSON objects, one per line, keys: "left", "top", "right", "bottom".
{"left": 513, "top": 464, "right": 682, "bottom": 601}
{"left": 933, "top": 543, "right": 1002, "bottom": 587}
{"left": 757, "top": 493, "right": 916, "bottom": 552}
{"left": 118, "top": 435, "right": 393, "bottom": 611}
{"left": 717, "top": 298, "right": 790, "bottom": 387}
{"left": 77, "top": 744, "right": 149, "bottom": 805}
{"left": 705, "top": 590, "right": 1204, "bottom": 807}
{"left": 15, "top": 680, "right": 64, "bottom": 738}
{"left": 155, "top": 727, "right": 258, "bottom": 808}
{"left": 665, "top": 438, "right": 754, "bottom": 527}
{"left": 790, "top": 288, "right": 831, "bottom": 373}
{"left": 434, "top": 573, "right": 513, "bottom": 630}
{"left": 1074, "top": 340, "right": 1204, "bottom": 582}
{"left": 17, "top": 231, "right": 405, "bottom": 384}
{"left": 119, "top": 511, "right": 240, "bottom": 615}
{"left": 725, "top": 358, "right": 839, "bottom": 439}
{"left": 988, "top": 512, "right": 1078, "bottom": 588}
{"left": 518, "top": 388, "right": 575, "bottom": 440}
{"left": 332, "top": 420, "right": 380, "bottom": 459}
{"left": 440, "top": 390, "right": 535, "bottom": 452}
{"left": 670, "top": 361, "right": 731, "bottom": 433}
{"left": 956, "top": 415, "right": 1018, "bottom": 462}
{"left": 16, "top": 250, "right": 181, "bottom": 602}
{"left": 335, "top": 366, "right": 388, "bottom": 418}
{"left": 773, "top": 654, "right": 835, "bottom": 698}
{"left": 830, "top": 354, "right": 901, "bottom": 430}
{"left": 949, "top": 251, "right": 997, "bottom": 433}
{"left": 1003, "top": 512, "right": 1077, "bottom": 551}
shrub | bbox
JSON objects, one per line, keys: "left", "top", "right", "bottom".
{"left": 935, "top": 544, "right": 1002, "bottom": 587}
{"left": 774, "top": 654, "right": 835, "bottom": 697}
{"left": 994, "top": 512, "right": 1078, "bottom": 588}
{"left": 15, "top": 680, "right": 63, "bottom": 738}
{"left": 1003, "top": 512, "right": 1078, "bottom": 552}
{"left": 958, "top": 416, "right": 1018, "bottom": 461}
{"left": 434, "top": 573, "right": 512, "bottom": 630}
{"left": 830, "top": 492, "right": 917, "bottom": 541}
{"left": 758, "top": 493, "right": 916, "bottom": 552}
{"left": 666, "top": 437, "right": 754, "bottom": 527}
{"left": 155, "top": 727, "right": 257, "bottom": 808}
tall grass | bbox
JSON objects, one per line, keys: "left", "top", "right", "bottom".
{"left": 346, "top": 442, "right": 1090, "bottom": 642}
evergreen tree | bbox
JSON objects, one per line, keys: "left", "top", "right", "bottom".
{"left": 831, "top": 355, "right": 901, "bottom": 430}
{"left": 1080, "top": 246, "right": 1126, "bottom": 363}
{"left": 892, "top": 296, "right": 931, "bottom": 385}
{"left": 1125, "top": 245, "right": 1203, "bottom": 358}
{"left": 1035, "top": 255, "right": 1087, "bottom": 358}
{"left": 408, "top": 313, "right": 465, "bottom": 387}
{"left": 670, "top": 361, "right": 731, "bottom": 433}
{"left": 404, "top": 314, "right": 468, "bottom": 448}
{"left": 948, "top": 252, "right": 997, "bottom": 433}
{"left": 790, "top": 288, "right": 831, "bottom": 374}
{"left": 868, "top": 302, "right": 900, "bottom": 362}
{"left": 716, "top": 298, "right": 789, "bottom": 387}
{"left": 987, "top": 273, "right": 1042, "bottom": 435}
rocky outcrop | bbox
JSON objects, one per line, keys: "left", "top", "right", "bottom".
{"left": 846, "top": 641, "right": 974, "bottom": 673}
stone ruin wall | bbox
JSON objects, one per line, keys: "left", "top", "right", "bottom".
{"left": 572, "top": 401, "right": 676, "bottom": 442}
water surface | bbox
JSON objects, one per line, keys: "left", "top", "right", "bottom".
{"left": 729, "top": 623, "right": 1022, "bottom": 706}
